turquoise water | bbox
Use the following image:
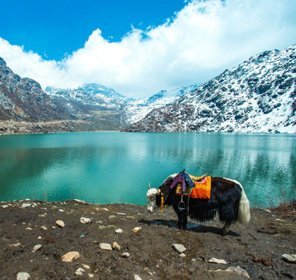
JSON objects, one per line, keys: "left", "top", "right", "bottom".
{"left": 0, "top": 132, "right": 295, "bottom": 207}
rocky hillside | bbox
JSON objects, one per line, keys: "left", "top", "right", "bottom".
{"left": 0, "top": 61, "right": 126, "bottom": 132}
{"left": 126, "top": 45, "right": 296, "bottom": 133}
{"left": 0, "top": 58, "right": 72, "bottom": 122}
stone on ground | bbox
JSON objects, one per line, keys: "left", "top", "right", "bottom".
{"left": 172, "top": 244, "right": 186, "bottom": 253}
{"left": 225, "top": 266, "right": 250, "bottom": 278}
{"left": 55, "top": 220, "right": 65, "bottom": 228}
{"left": 80, "top": 217, "right": 92, "bottom": 224}
{"left": 16, "top": 272, "right": 30, "bottom": 280}
{"left": 10, "top": 242, "right": 21, "bottom": 247}
{"left": 99, "top": 243, "right": 112, "bottom": 251}
{"left": 282, "top": 254, "right": 296, "bottom": 263}
{"left": 112, "top": 241, "right": 121, "bottom": 251}
{"left": 75, "top": 268, "right": 85, "bottom": 276}
{"left": 209, "top": 258, "right": 227, "bottom": 264}
{"left": 21, "top": 203, "right": 31, "bottom": 208}
{"left": 121, "top": 252, "right": 130, "bottom": 258}
{"left": 82, "top": 264, "right": 91, "bottom": 270}
{"left": 115, "top": 228, "right": 123, "bottom": 234}
{"left": 132, "top": 226, "right": 142, "bottom": 234}
{"left": 32, "top": 244, "right": 42, "bottom": 253}
{"left": 61, "top": 251, "right": 80, "bottom": 262}
{"left": 116, "top": 212, "right": 127, "bottom": 216}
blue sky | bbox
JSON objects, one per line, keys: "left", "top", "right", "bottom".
{"left": 0, "top": 0, "right": 185, "bottom": 60}
{"left": 0, "top": 0, "right": 295, "bottom": 97}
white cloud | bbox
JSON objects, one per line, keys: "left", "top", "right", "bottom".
{"left": 0, "top": 0, "right": 295, "bottom": 98}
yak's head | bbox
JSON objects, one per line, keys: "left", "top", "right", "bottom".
{"left": 146, "top": 188, "right": 160, "bottom": 213}
{"left": 146, "top": 174, "right": 176, "bottom": 213}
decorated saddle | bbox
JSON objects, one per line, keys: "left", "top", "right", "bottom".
{"left": 171, "top": 170, "right": 211, "bottom": 200}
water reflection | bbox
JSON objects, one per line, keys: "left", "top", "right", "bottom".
{"left": 0, "top": 132, "right": 295, "bottom": 207}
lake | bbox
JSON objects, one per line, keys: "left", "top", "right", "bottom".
{"left": 0, "top": 132, "right": 295, "bottom": 208}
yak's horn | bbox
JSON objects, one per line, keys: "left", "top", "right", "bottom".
{"left": 148, "top": 183, "right": 151, "bottom": 189}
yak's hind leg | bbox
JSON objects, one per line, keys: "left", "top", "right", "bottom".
{"left": 222, "top": 221, "right": 232, "bottom": 235}
{"left": 212, "top": 178, "right": 242, "bottom": 235}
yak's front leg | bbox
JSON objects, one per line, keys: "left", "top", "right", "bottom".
{"left": 177, "top": 201, "right": 188, "bottom": 230}
{"left": 176, "top": 211, "right": 187, "bottom": 229}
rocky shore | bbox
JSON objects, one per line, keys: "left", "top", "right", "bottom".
{"left": 0, "top": 120, "right": 113, "bottom": 135}
{"left": 0, "top": 200, "right": 295, "bottom": 279}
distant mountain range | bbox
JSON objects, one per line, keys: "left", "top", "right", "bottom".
{"left": 0, "top": 45, "right": 295, "bottom": 134}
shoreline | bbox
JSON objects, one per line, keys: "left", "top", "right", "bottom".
{"left": 0, "top": 120, "right": 295, "bottom": 136}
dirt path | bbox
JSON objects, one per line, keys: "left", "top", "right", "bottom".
{"left": 0, "top": 200, "right": 295, "bottom": 279}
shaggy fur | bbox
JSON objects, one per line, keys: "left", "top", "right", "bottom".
{"left": 147, "top": 175, "right": 251, "bottom": 234}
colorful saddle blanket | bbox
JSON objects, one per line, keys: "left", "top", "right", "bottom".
{"left": 176, "top": 175, "right": 212, "bottom": 200}
{"left": 190, "top": 175, "right": 211, "bottom": 199}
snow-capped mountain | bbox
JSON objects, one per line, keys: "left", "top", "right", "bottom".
{"left": 45, "top": 82, "right": 199, "bottom": 125}
{"left": 125, "top": 84, "right": 199, "bottom": 124}
{"left": 44, "top": 83, "right": 129, "bottom": 129}
{"left": 126, "top": 45, "right": 296, "bottom": 133}
{"left": 1, "top": 44, "right": 295, "bottom": 134}
{"left": 46, "top": 83, "right": 127, "bottom": 111}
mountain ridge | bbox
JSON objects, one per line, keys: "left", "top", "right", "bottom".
{"left": 125, "top": 45, "right": 296, "bottom": 133}
{"left": 0, "top": 44, "right": 295, "bottom": 134}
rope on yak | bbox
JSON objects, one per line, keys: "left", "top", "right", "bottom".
{"left": 178, "top": 194, "right": 186, "bottom": 212}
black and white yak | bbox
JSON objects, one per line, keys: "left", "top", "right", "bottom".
{"left": 146, "top": 172, "right": 251, "bottom": 235}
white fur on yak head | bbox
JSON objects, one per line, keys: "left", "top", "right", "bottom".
{"left": 146, "top": 188, "right": 159, "bottom": 213}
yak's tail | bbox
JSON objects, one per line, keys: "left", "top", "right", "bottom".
{"left": 224, "top": 178, "right": 251, "bottom": 224}
{"left": 237, "top": 183, "right": 251, "bottom": 224}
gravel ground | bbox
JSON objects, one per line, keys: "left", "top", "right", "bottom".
{"left": 0, "top": 200, "right": 295, "bottom": 280}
